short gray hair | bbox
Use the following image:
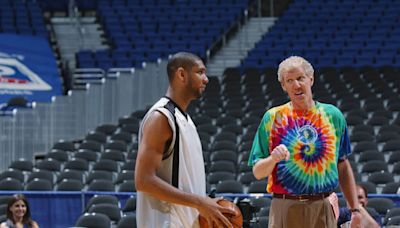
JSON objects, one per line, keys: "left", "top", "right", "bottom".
{"left": 277, "top": 56, "right": 314, "bottom": 82}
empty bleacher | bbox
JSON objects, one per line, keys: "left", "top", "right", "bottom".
{"left": 0, "top": 0, "right": 400, "bottom": 227}
{"left": 76, "top": 0, "right": 251, "bottom": 70}
{"left": 0, "top": 0, "right": 48, "bottom": 37}
{"left": 242, "top": 0, "right": 400, "bottom": 69}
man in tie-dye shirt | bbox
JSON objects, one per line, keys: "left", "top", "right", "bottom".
{"left": 248, "top": 56, "right": 362, "bottom": 228}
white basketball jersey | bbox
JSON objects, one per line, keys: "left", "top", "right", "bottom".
{"left": 137, "top": 97, "right": 206, "bottom": 228}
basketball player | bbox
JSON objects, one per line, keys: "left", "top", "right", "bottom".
{"left": 135, "top": 52, "right": 236, "bottom": 228}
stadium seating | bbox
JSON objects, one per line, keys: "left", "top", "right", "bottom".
{"left": 75, "top": 0, "right": 251, "bottom": 69}
{"left": 241, "top": 0, "right": 400, "bottom": 69}
{"left": 0, "top": 0, "right": 48, "bottom": 37}
{"left": 1, "top": 64, "right": 399, "bottom": 225}
{"left": 1, "top": 0, "right": 400, "bottom": 227}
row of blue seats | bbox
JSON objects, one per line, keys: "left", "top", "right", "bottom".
{"left": 293, "top": 0, "right": 397, "bottom": 3}
{"left": 270, "top": 25, "right": 400, "bottom": 34}
{"left": 98, "top": 0, "right": 247, "bottom": 6}
{"left": 0, "top": 10, "right": 43, "bottom": 20}
{"left": 104, "top": 26, "right": 229, "bottom": 37}
{"left": 0, "top": 10, "right": 42, "bottom": 16}
{"left": 108, "top": 34, "right": 219, "bottom": 45}
{"left": 78, "top": 45, "right": 208, "bottom": 56}
{"left": 99, "top": 4, "right": 247, "bottom": 11}
{"left": 78, "top": 60, "right": 143, "bottom": 69}
{"left": 286, "top": 6, "right": 400, "bottom": 13}
{"left": 249, "top": 50, "right": 398, "bottom": 58}
{"left": 275, "top": 18, "right": 398, "bottom": 30}
{"left": 77, "top": 50, "right": 207, "bottom": 69}
{"left": 99, "top": 13, "right": 239, "bottom": 22}
{"left": 281, "top": 13, "right": 399, "bottom": 22}
{"left": 35, "top": 0, "right": 249, "bottom": 11}
{"left": 288, "top": 2, "right": 400, "bottom": 9}
{"left": 281, "top": 14, "right": 399, "bottom": 22}
{"left": 287, "top": 1, "right": 400, "bottom": 8}
{"left": 247, "top": 50, "right": 398, "bottom": 59}
{"left": 102, "top": 20, "right": 231, "bottom": 30}
{"left": 97, "top": 3, "right": 243, "bottom": 29}
{"left": 78, "top": 48, "right": 206, "bottom": 62}
{"left": 259, "top": 39, "right": 400, "bottom": 48}
{"left": 78, "top": 51, "right": 167, "bottom": 62}
{"left": 89, "top": 0, "right": 247, "bottom": 71}
{"left": 98, "top": 7, "right": 245, "bottom": 15}
{"left": 272, "top": 35, "right": 399, "bottom": 43}
{"left": 78, "top": 47, "right": 207, "bottom": 59}
{"left": 108, "top": 34, "right": 215, "bottom": 44}
{"left": 264, "top": 31, "right": 400, "bottom": 39}
{"left": 271, "top": 30, "right": 400, "bottom": 38}
{"left": 251, "top": 48, "right": 398, "bottom": 56}
{"left": 110, "top": 42, "right": 212, "bottom": 52}
{"left": 275, "top": 19, "right": 398, "bottom": 27}
{"left": 0, "top": 21, "right": 45, "bottom": 28}
{"left": 108, "top": 34, "right": 214, "bottom": 43}
{"left": 0, "top": 24, "right": 46, "bottom": 31}
{"left": 284, "top": 11, "right": 400, "bottom": 19}
{"left": 288, "top": 30, "right": 398, "bottom": 37}
{"left": 244, "top": 54, "right": 399, "bottom": 63}
{"left": 265, "top": 33, "right": 398, "bottom": 40}
{"left": 253, "top": 43, "right": 400, "bottom": 53}
{"left": 103, "top": 40, "right": 211, "bottom": 57}
{"left": 0, "top": 1, "right": 41, "bottom": 7}
{"left": 106, "top": 30, "right": 217, "bottom": 41}
{"left": 0, "top": 28, "right": 48, "bottom": 37}
{"left": 241, "top": 58, "right": 400, "bottom": 69}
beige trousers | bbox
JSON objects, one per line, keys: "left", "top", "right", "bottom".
{"left": 268, "top": 197, "right": 336, "bottom": 228}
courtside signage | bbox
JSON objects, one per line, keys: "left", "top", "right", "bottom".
{"left": 0, "top": 34, "right": 62, "bottom": 104}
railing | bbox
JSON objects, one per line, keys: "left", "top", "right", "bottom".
{"left": 0, "top": 61, "right": 169, "bottom": 171}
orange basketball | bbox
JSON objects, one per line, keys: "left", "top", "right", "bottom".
{"left": 198, "top": 199, "right": 243, "bottom": 228}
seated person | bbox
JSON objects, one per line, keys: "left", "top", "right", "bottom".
{"left": 0, "top": 194, "right": 39, "bottom": 228}
{"left": 337, "top": 184, "right": 381, "bottom": 228}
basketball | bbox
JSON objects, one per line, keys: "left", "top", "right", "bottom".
{"left": 198, "top": 199, "right": 243, "bottom": 228}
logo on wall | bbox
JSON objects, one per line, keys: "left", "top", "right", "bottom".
{"left": 0, "top": 56, "right": 52, "bottom": 91}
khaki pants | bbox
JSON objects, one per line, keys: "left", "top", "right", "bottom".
{"left": 268, "top": 197, "right": 336, "bottom": 228}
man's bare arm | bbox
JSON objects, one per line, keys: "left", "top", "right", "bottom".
{"left": 135, "top": 111, "right": 234, "bottom": 227}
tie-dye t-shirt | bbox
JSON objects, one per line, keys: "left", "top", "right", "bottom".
{"left": 248, "top": 102, "right": 351, "bottom": 195}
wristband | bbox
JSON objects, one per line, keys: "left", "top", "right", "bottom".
{"left": 349, "top": 208, "right": 361, "bottom": 213}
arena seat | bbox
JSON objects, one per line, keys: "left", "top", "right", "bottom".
{"left": 75, "top": 213, "right": 111, "bottom": 228}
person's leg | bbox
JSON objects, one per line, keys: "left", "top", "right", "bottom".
{"left": 268, "top": 198, "right": 288, "bottom": 228}
{"left": 305, "top": 199, "right": 336, "bottom": 228}
{"left": 323, "top": 198, "right": 337, "bottom": 228}
{"left": 269, "top": 198, "right": 306, "bottom": 228}
{"left": 286, "top": 202, "right": 305, "bottom": 228}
